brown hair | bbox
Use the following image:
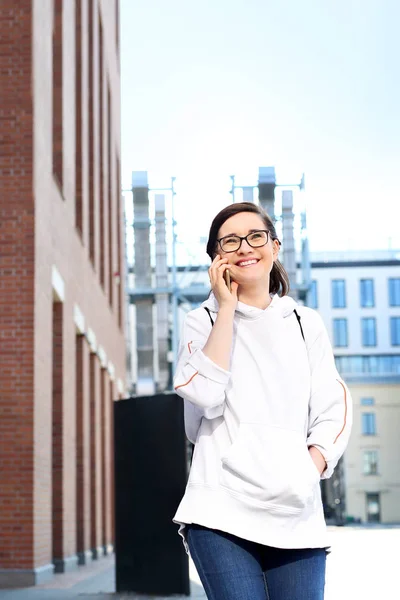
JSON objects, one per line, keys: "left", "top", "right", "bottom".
{"left": 206, "top": 202, "right": 290, "bottom": 296}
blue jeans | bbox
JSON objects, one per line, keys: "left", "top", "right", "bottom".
{"left": 186, "top": 524, "right": 326, "bottom": 600}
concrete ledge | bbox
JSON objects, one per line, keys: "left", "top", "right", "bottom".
{"left": 53, "top": 554, "right": 79, "bottom": 574}
{"left": 91, "top": 545, "right": 104, "bottom": 560}
{"left": 0, "top": 563, "right": 54, "bottom": 588}
{"left": 77, "top": 549, "right": 93, "bottom": 566}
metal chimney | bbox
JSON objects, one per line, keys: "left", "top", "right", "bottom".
{"left": 258, "top": 167, "right": 276, "bottom": 220}
{"left": 132, "top": 171, "right": 155, "bottom": 395}
{"left": 281, "top": 190, "right": 298, "bottom": 300}
{"left": 242, "top": 187, "right": 254, "bottom": 203}
{"left": 154, "top": 194, "right": 169, "bottom": 392}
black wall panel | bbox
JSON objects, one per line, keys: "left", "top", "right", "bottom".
{"left": 114, "top": 393, "right": 190, "bottom": 596}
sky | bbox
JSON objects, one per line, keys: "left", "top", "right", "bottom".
{"left": 120, "top": 0, "right": 400, "bottom": 259}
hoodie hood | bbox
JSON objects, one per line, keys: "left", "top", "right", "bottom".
{"left": 202, "top": 292, "right": 298, "bottom": 320}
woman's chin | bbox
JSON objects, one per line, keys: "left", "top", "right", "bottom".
{"left": 236, "top": 276, "right": 264, "bottom": 286}
{"left": 234, "top": 270, "right": 270, "bottom": 286}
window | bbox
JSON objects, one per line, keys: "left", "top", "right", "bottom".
{"left": 88, "top": 0, "right": 95, "bottom": 263}
{"left": 363, "top": 450, "right": 379, "bottom": 475}
{"left": 333, "top": 318, "right": 348, "bottom": 347}
{"left": 53, "top": 0, "right": 63, "bottom": 192}
{"left": 389, "top": 278, "right": 400, "bottom": 306}
{"left": 390, "top": 317, "right": 400, "bottom": 346}
{"left": 362, "top": 413, "right": 376, "bottom": 435}
{"left": 332, "top": 279, "right": 346, "bottom": 308}
{"left": 361, "top": 318, "right": 377, "bottom": 347}
{"left": 366, "top": 493, "right": 380, "bottom": 523}
{"left": 360, "top": 279, "right": 375, "bottom": 307}
{"left": 75, "top": 0, "right": 83, "bottom": 235}
{"left": 309, "top": 280, "right": 318, "bottom": 309}
{"left": 116, "top": 0, "right": 120, "bottom": 52}
{"left": 107, "top": 84, "right": 113, "bottom": 307}
{"left": 361, "top": 397, "right": 375, "bottom": 406}
{"left": 98, "top": 12, "right": 105, "bottom": 290}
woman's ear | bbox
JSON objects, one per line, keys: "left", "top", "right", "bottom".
{"left": 272, "top": 239, "right": 280, "bottom": 261}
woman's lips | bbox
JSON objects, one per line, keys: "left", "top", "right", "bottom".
{"left": 235, "top": 259, "right": 259, "bottom": 268}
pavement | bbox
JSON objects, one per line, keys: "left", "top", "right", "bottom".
{"left": 0, "top": 525, "right": 399, "bottom": 600}
{"left": 324, "top": 524, "right": 400, "bottom": 600}
{"left": 0, "top": 554, "right": 205, "bottom": 600}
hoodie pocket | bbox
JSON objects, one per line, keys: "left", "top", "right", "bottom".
{"left": 220, "top": 423, "right": 320, "bottom": 514}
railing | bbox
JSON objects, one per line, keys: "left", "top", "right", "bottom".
{"left": 308, "top": 249, "right": 400, "bottom": 263}
{"left": 335, "top": 355, "right": 400, "bottom": 380}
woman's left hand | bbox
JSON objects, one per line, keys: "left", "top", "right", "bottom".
{"left": 309, "top": 446, "right": 327, "bottom": 475}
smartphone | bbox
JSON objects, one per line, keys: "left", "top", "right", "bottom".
{"left": 224, "top": 269, "right": 231, "bottom": 292}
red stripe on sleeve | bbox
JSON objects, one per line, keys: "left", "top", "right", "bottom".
{"left": 174, "top": 371, "right": 199, "bottom": 391}
{"left": 334, "top": 379, "right": 348, "bottom": 444}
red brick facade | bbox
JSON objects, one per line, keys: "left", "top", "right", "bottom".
{"left": 0, "top": 0, "right": 125, "bottom": 588}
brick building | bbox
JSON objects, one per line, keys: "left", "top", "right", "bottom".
{"left": 0, "top": 0, "right": 126, "bottom": 588}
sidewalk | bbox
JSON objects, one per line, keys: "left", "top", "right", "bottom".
{"left": 0, "top": 554, "right": 206, "bottom": 600}
{"left": 2, "top": 526, "right": 399, "bottom": 600}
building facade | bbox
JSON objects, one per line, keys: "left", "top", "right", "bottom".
{"left": 0, "top": 0, "right": 126, "bottom": 588}
{"left": 309, "top": 250, "right": 400, "bottom": 524}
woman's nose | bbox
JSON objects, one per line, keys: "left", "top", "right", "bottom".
{"left": 237, "top": 239, "right": 254, "bottom": 253}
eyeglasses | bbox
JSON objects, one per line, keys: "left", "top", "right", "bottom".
{"left": 217, "top": 230, "right": 270, "bottom": 253}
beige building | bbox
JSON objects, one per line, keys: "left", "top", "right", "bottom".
{"left": 308, "top": 250, "right": 400, "bottom": 524}
{"left": 345, "top": 384, "right": 400, "bottom": 523}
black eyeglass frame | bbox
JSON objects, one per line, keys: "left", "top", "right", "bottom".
{"left": 216, "top": 229, "right": 272, "bottom": 253}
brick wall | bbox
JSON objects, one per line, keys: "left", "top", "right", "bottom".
{"left": 0, "top": 0, "right": 125, "bottom": 587}
{"left": 0, "top": 0, "right": 35, "bottom": 573}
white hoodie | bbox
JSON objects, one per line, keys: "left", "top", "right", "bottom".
{"left": 173, "top": 293, "right": 352, "bottom": 552}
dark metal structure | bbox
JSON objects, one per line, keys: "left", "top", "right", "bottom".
{"left": 114, "top": 393, "right": 190, "bottom": 596}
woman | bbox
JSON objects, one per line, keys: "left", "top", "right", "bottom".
{"left": 173, "top": 202, "right": 352, "bottom": 600}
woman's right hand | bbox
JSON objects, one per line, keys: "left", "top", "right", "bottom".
{"left": 208, "top": 255, "right": 239, "bottom": 311}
